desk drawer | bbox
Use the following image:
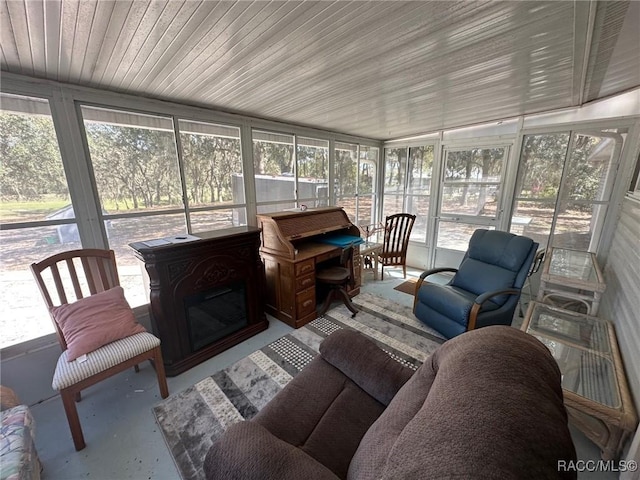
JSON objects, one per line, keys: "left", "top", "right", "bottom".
{"left": 295, "top": 259, "right": 315, "bottom": 276}
{"left": 296, "top": 272, "right": 315, "bottom": 292}
{"left": 296, "top": 288, "right": 316, "bottom": 318}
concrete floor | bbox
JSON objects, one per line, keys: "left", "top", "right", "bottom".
{"left": 31, "top": 268, "right": 617, "bottom": 479}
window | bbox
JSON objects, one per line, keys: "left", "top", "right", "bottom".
{"left": 383, "top": 145, "right": 434, "bottom": 242}
{"left": 253, "top": 130, "right": 295, "bottom": 213}
{"left": 383, "top": 147, "right": 407, "bottom": 219}
{"left": 81, "top": 106, "right": 185, "bottom": 307}
{"left": 406, "top": 146, "right": 434, "bottom": 241}
{"left": 178, "top": 120, "right": 245, "bottom": 230}
{"left": 357, "top": 146, "right": 379, "bottom": 226}
{"left": 81, "top": 107, "right": 250, "bottom": 307}
{"left": 335, "top": 143, "right": 379, "bottom": 226}
{"left": 511, "top": 131, "right": 622, "bottom": 251}
{"left": 0, "top": 93, "right": 73, "bottom": 347}
{"left": 296, "top": 137, "right": 329, "bottom": 208}
{"left": 252, "top": 131, "right": 332, "bottom": 214}
{"left": 435, "top": 147, "right": 506, "bottom": 253}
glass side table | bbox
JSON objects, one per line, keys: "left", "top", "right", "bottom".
{"left": 521, "top": 301, "right": 637, "bottom": 460}
{"left": 537, "top": 247, "right": 606, "bottom": 315}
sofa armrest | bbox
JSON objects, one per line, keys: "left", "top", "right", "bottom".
{"left": 319, "top": 330, "right": 414, "bottom": 406}
{"left": 1, "top": 386, "right": 20, "bottom": 411}
{"left": 204, "top": 421, "right": 339, "bottom": 480}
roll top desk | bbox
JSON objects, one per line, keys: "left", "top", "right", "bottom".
{"left": 257, "top": 207, "right": 362, "bottom": 328}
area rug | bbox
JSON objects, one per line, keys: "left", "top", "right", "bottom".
{"left": 152, "top": 292, "right": 445, "bottom": 480}
{"left": 394, "top": 278, "right": 417, "bottom": 295}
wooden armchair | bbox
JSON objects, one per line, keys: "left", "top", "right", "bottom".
{"left": 377, "top": 213, "right": 416, "bottom": 279}
{"left": 30, "top": 249, "right": 168, "bottom": 451}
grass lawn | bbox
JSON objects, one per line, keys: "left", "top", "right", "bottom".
{"left": 0, "top": 197, "right": 70, "bottom": 223}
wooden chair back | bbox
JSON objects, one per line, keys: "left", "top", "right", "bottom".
{"left": 380, "top": 213, "right": 416, "bottom": 267}
{"left": 340, "top": 244, "right": 356, "bottom": 289}
{"left": 30, "top": 249, "right": 120, "bottom": 350}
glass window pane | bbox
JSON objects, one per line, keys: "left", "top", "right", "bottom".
{"left": 297, "top": 137, "right": 329, "bottom": 206}
{"left": 82, "top": 106, "right": 183, "bottom": 213}
{"left": 179, "top": 120, "right": 243, "bottom": 207}
{"left": 356, "top": 195, "right": 374, "bottom": 226}
{"left": 257, "top": 202, "right": 298, "bottom": 215}
{"left": 190, "top": 208, "right": 247, "bottom": 233}
{"left": 441, "top": 148, "right": 504, "bottom": 217}
{"left": 383, "top": 194, "right": 404, "bottom": 219}
{"left": 0, "top": 94, "right": 71, "bottom": 223}
{"left": 437, "top": 221, "right": 494, "bottom": 251}
{"left": 112, "top": 214, "right": 187, "bottom": 307}
{"left": 564, "top": 134, "right": 615, "bottom": 202}
{"left": 517, "top": 133, "right": 570, "bottom": 200}
{"left": 0, "top": 227, "right": 76, "bottom": 347}
{"left": 384, "top": 147, "right": 406, "bottom": 193}
{"left": 552, "top": 202, "right": 605, "bottom": 251}
{"left": 253, "top": 130, "right": 294, "bottom": 203}
{"left": 406, "top": 196, "right": 429, "bottom": 242}
{"left": 408, "top": 146, "right": 434, "bottom": 195}
{"left": 1, "top": 94, "right": 78, "bottom": 347}
{"left": 359, "top": 146, "right": 378, "bottom": 195}
{"left": 335, "top": 143, "right": 358, "bottom": 196}
{"left": 336, "top": 197, "right": 356, "bottom": 223}
{"left": 510, "top": 200, "right": 554, "bottom": 249}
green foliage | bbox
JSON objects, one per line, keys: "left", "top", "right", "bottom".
{"left": 85, "top": 123, "right": 182, "bottom": 211}
{"left": 181, "top": 133, "right": 241, "bottom": 205}
{"left": 253, "top": 141, "right": 293, "bottom": 176}
{"left": 0, "top": 112, "right": 69, "bottom": 201}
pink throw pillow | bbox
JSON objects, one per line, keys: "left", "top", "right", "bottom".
{"left": 50, "top": 286, "right": 146, "bottom": 362}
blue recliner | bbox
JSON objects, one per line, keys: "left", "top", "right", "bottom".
{"left": 413, "top": 229, "right": 538, "bottom": 339}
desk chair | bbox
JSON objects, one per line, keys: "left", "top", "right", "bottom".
{"left": 30, "top": 249, "right": 169, "bottom": 450}
{"left": 316, "top": 245, "right": 358, "bottom": 318}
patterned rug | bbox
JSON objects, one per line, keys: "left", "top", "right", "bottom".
{"left": 152, "top": 292, "right": 445, "bottom": 480}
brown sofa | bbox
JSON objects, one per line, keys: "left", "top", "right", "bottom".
{"left": 204, "top": 326, "right": 576, "bottom": 479}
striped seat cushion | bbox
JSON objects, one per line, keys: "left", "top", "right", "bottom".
{"left": 52, "top": 332, "right": 161, "bottom": 390}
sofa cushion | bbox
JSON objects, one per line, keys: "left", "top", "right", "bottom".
{"left": 253, "top": 355, "right": 386, "bottom": 479}
{"left": 417, "top": 283, "right": 500, "bottom": 326}
{"left": 466, "top": 229, "right": 535, "bottom": 271}
{"left": 204, "top": 421, "right": 339, "bottom": 480}
{"left": 451, "top": 257, "right": 518, "bottom": 305}
{"left": 348, "top": 326, "right": 576, "bottom": 480}
{"left": 451, "top": 230, "right": 534, "bottom": 306}
{"left": 319, "top": 329, "right": 414, "bottom": 405}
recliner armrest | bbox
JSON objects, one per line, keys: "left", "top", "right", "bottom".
{"left": 414, "top": 268, "right": 459, "bottom": 311}
{"left": 319, "top": 330, "right": 414, "bottom": 406}
{"left": 468, "top": 288, "right": 522, "bottom": 330}
{"left": 419, "top": 267, "right": 458, "bottom": 280}
{"left": 474, "top": 288, "right": 521, "bottom": 305}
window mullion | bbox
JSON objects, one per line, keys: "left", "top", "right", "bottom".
{"left": 52, "top": 93, "right": 106, "bottom": 248}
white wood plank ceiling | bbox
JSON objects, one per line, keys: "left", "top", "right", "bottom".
{"left": 1, "top": 1, "right": 639, "bottom": 140}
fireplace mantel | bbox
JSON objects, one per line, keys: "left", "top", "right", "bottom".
{"left": 130, "top": 226, "right": 268, "bottom": 376}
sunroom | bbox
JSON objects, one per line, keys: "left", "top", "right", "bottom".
{"left": 1, "top": 1, "right": 639, "bottom": 478}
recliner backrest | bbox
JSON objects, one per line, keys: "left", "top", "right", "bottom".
{"left": 451, "top": 229, "right": 536, "bottom": 306}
